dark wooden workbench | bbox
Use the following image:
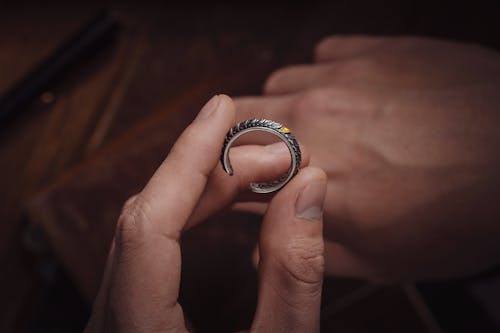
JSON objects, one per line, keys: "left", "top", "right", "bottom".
{"left": 2, "top": 1, "right": 500, "bottom": 332}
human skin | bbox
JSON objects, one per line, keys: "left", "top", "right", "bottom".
{"left": 234, "top": 36, "right": 500, "bottom": 281}
{"left": 85, "top": 95, "right": 328, "bottom": 333}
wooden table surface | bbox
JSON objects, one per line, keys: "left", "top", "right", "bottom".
{"left": 2, "top": 1, "right": 500, "bottom": 332}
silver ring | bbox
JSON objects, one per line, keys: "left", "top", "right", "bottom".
{"left": 221, "top": 118, "right": 301, "bottom": 193}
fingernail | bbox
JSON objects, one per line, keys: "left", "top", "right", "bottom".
{"left": 295, "top": 180, "right": 326, "bottom": 221}
{"left": 195, "top": 95, "right": 220, "bottom": 121}
{"left": 264, "top": 142, "right": 288, "bottom": 155}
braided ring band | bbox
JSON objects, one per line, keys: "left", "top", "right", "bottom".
{"left": 221, "top": 119, "right": 302, "bottom": 193}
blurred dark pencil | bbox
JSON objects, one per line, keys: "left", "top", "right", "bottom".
{"left": 0, "top": 11, "right": 120, "bottom": 125}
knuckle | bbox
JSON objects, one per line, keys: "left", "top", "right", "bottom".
{"left": 341, "top": 57, "right": 378, "bottom": 75}
{"left": 123, "top": 194, "right": 138, "bottom": 209}
{"left": 293, "top": 89, "right": 329, "bottom": 115}
{"left": 116, "top": 195, "right": 151, "bottom": 248}
{"left": 314, "top": 36, "right": 338, "bottom": 56}
{"left": 277, "top": 238, "right": 325, "bottom": 288}
{"left": 263, "top": 67, "right": 288, "bottom": 93}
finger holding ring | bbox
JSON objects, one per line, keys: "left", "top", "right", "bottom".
{"left": 221, "top": 119, "right": 302, "bottom": 193}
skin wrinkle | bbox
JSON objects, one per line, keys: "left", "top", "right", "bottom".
{"left": 276, "top": 248, "right": 325, "bottom": 289}
{"left": 263, "top": 234, "right": 324, "bottom": 289}
{"left": 268, "top": 279, "right": 310, "bottom": 318}
{"left": 116, "top": 195, "right": 154, "bottom": 250}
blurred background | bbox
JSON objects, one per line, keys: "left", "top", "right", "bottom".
{"left": 1, "top": 1, "right": 500, "bottom": 332}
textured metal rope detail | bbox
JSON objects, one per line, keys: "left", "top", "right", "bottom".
{"left": 220, "top": 119, "right": 301, "bottom": 193}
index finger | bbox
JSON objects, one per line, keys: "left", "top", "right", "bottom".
{"left": 87, "top": 95, "right": 236, "bottom": 332}
{"left": 138, "top": 94, "right": 236, "bottom": 239}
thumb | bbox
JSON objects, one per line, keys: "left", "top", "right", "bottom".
{"left": 251, "top": 167, "right": 327, "bottom": 333}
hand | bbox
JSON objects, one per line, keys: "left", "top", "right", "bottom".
{"left": 85, "top": 95, "right": 328, "bottom": 332}
{"left": 234, "top": 36, "right": 500, "bottom": 281}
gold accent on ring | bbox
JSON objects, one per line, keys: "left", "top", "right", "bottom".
{"left": 280, "top": 126, "right": 291, "bottom": 134}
